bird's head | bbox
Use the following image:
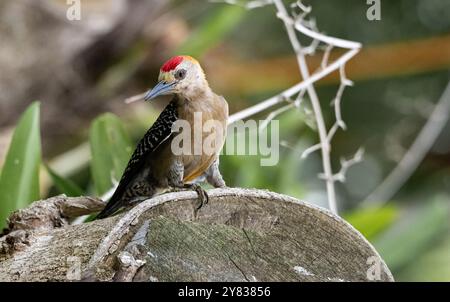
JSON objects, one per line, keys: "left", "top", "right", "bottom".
{"left": 144, "top": 55, "right": 208, "bottom": 101}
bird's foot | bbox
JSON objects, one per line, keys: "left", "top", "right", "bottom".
{"left": 184, "top": 184, "right": 209, "bottom": 210}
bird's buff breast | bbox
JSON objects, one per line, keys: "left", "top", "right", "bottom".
{"left": 178, "top": 100, "right": 228, "bottom": 182}
{"left": 182, "top": 119, "right": 226, "bottom": 182}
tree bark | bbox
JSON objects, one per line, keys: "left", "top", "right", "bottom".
{"left": 0, "top": 188, "right": 394, "bottom": 282}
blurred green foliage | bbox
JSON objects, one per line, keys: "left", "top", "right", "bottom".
{"left": 374, "top": 198, "right": 450, "bottom": 272}
{"left": 344, "top": 205, "right": 399, "bottom": 240}
{"left": 177, "top": 5, "right": 246, "bottom": 58}
{"left": 0, "top": 102, "right": 41, "bottom": 230}
{"left": 89, "top": 113, "right": 133, "bottom": 196}
{"left": 45, "top": 164, "right": 83, "bottom": 197}
{"left": 396, "top": 234, "right": 450, "bottom": 281}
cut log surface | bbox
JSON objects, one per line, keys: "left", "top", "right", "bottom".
{"left": 0, "top": 188, "right": 394, "bottom": 282}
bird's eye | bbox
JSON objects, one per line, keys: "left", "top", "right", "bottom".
{"left": 175, "top": 69, "right": 187, "bottom": 80}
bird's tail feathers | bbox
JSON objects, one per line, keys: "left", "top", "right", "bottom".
{"left": 95, "top": 193, "right": 124, "bottom": 219}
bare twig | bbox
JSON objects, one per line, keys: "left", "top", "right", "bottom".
{"left": 273, "top": 0, "right": 339, "bottom": 213}
{"left": 320, "top": 148, "right": 364, "bottom": 182}
{"left": 292, "top": 17, "right": 362, "bottom": 49}
{"left": 301, "top": 143, "right": 322, "bottom": 159}
{"left": 209, "top": 0, "right": 362, "bottom": 214}
{"left": 363, "top": 81, "right": 450, "bottom": 206}
{"left": 321, "top": 45, "right": 333, "bottom": 69}
{"left": 326, "top": 65, "right": 352, "bottom": 142}
{"left": 227, "top": 48, "right": 359, "bottom": 125}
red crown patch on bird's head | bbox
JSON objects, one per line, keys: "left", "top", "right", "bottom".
{"left": 160, "top": 55, "right": 198, "bottom": 72}
{"left": 161, "top": 56, "right": 184, "bottom": 72}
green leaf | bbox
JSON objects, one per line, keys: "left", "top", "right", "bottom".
{"left": 89, "top": 113, "right": 133, "bottom": 195}
{"left": 177, "top": 5, "right": 246, "bottom": 58}
{"left": 0, "top": 102, "right": 41, "bottom": 229}
{"left": 344, "top": 204, "right": 399, "bottom": 240}
{"left": 373, "top": 198, "right": 450, "bottom": 272}
{"left": 45, "top": 165, "right": 83, "bottom": 197}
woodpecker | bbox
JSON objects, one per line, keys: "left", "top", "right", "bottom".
{"left": 96, "top": 55, "right": 228, "bottom": 219}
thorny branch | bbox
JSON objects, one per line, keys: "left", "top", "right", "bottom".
{"left": 271, "top": 0, "right": 361, "bottom": 214}
{"left": 319, "top": 148, "right": 364, "bottom": 183}
{"left": 213, "top": 0, "right": 362, "bottom": 214}
{"left": 226, "top": 48, "right": 359, "bottom": 124}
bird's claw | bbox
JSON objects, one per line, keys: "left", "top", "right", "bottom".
{"left": 184, "top": 184, "right": 209, "bottom": 211}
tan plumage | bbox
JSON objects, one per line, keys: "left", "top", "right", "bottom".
{"left": 180, "top": 93, "right": 228, "bottom": 182}
{"left": 97, "top": 56, "right": 228, "bottom": 219}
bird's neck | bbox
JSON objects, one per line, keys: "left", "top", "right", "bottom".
{"left": 176, "top": 82, "right": 214, "bottom": 105}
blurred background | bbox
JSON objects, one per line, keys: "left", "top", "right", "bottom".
{"left": 0, "top": 0, "right": 449, "bottom": 281}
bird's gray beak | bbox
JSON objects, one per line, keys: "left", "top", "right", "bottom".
{"left": 144, "top": 81, "right": 176, "bottom": 101}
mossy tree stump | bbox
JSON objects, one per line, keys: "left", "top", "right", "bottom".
{"left": 0, "top": 188, "right": 393, "bottom": 282}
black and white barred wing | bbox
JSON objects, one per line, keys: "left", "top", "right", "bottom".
{"left": 96, "top": 100, "right": 178, "bottom": 218}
